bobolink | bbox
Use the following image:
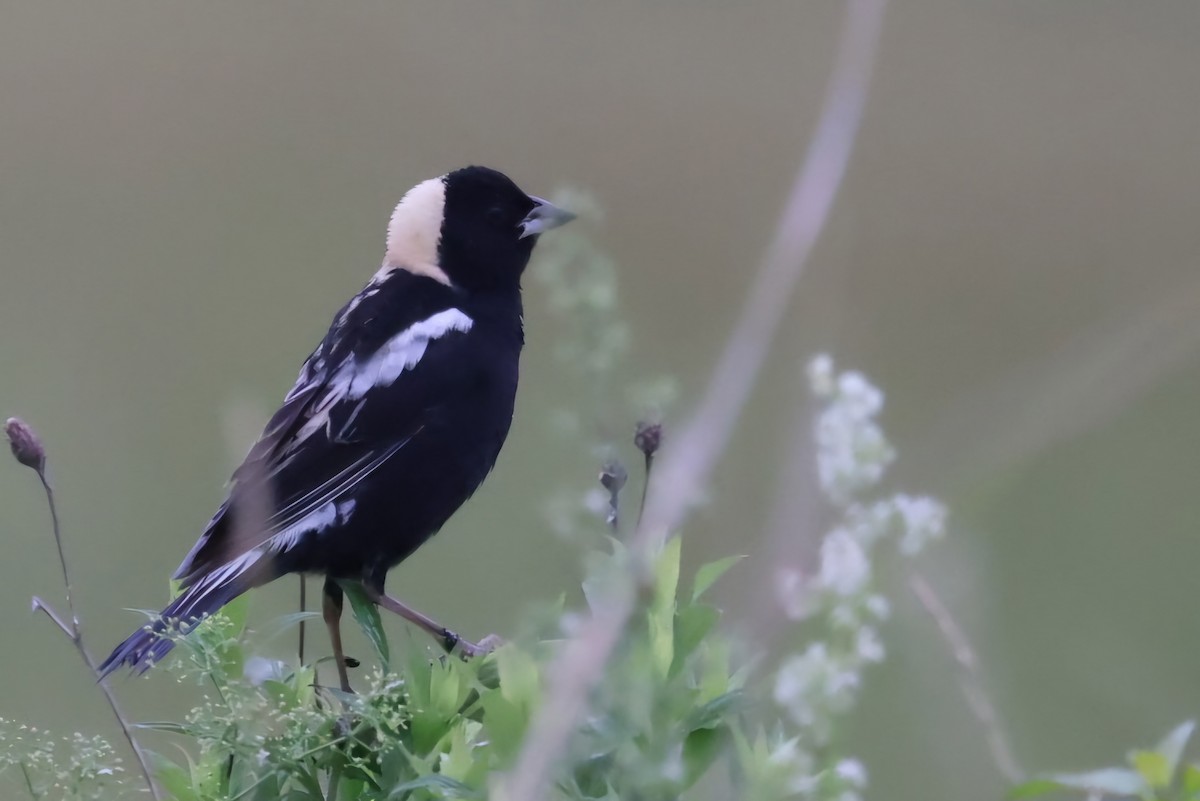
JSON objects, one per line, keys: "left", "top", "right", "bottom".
{"left": 99, "top": 166, "right": 574, "bottom": 689}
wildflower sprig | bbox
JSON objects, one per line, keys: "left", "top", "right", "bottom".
{"left": 761, "top": 356, "right": 947, "bottom": 801}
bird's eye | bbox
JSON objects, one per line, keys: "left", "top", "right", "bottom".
{"left": 485, "top": 206, "right": 505, "bottom": 225}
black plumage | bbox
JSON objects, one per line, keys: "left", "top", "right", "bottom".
{"left": 99, "top": 166, "right": 573, "bottom": 684}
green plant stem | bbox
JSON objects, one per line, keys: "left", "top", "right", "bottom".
{"left": 636, "top": 451, "right": 654, "bottom": 529}
{"left": 299, "top": 576, "right": 308, "bottom": 666}
{"left": 18, "top": 761, "right": 38, "bottom": 800}
{"left": 326, "top": 761, "right": 341, "bottom": 801}
{"left": 910, "top": 573, "right": 1021, "bottom": 782}
{"left": 30, "top": 469, "right": 161, "bottom": 801}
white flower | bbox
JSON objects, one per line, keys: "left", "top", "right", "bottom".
{"left": 807, "top": 354, "right": 836, "bottom": 398}
{"left": 894, "top": 494, "right": 947, "bottom": 555}
{"left": 835, "top": 758, "right": 869, "bottom": 788}
{"left": 814, "top": 405, "right": 894, "bottom": 504}
{"left": 774, "top": 644, "right": 861, "bottom": 739}
{"left": 854, "top": 626, "right": 885, "bottom": 663}
{"left": 243, "top": 656, "right": 286, "bottom": 686}
{"left": 818, "top": 529, "right": 871, "bottom": 596}
{"left": 766, "top": 737, "right": 817, "bottom": 793}
{"left": 864, "top": 593, "right": 891, "bottom": 621}
{"left": 837, "top": 371, "right": 883, "bottom": 420}
{"left": 776, "top": 568, "right": 816, "bottom": 620}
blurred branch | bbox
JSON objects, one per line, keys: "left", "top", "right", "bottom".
{"left": 5, "top": 418, "right": 161, "bottom": 801}
{"left": 494, "top": 2, "right": 889, "bottom": 798}
{"left": 910, "top": 573, "right": 1022, "bottom": 783}
{"left": 739, "top": 387, "right": 824, "bottom": 646}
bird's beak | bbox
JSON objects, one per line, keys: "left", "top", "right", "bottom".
{"left": 518, "top": 196, "right": 576, "bottom": 239}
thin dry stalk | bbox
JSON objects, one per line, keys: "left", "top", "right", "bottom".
{"left": 910, "top": 573, "right": 1022, "bottom": 783}
{"left": 494, "top": 3, "right": 890, "bottom": 798}
{"left": 6, "top": 419, "right": 161, "bottom": 800}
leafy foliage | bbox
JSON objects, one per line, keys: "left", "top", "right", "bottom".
{"left": 2, "top": 357, "right": 970, "bottom": 801}
{"left": 127, "top": 538, "right": 746, "bottom": 801}
{"left": 1012, "top": 721, "right": 1200, "bottom": 801}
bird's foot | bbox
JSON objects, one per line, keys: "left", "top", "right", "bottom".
{"left": 338, "top": 656, "right": 360, "bottom": 693}
{"left": 441, "top": 630, "right": 504, "bottom": 659}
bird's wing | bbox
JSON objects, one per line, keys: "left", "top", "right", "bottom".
{"left": 174, "top": 290, "right": 477, "bottom": 585}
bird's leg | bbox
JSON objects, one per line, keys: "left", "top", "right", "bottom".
{"left": 322, "top": 578, "right": 354, "bottom": 693}
{"left": 298, "top": 576, "right": 307, "bottom": 666}
{"left": 360, "top": 582, "right": 500, "bottom": 658}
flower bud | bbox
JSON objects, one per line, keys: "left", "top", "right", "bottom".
{"left": 633, "top": 421, "right": 662, "bottom": 460}
{"left": 5, "top": 417, "right": 46, "bottom": 473}
{"left": 599, "top": 459, "right": 627, "bottom": 494}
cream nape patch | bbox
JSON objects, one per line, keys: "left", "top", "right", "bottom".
{"left": 382, "top": 176, "right": 452, "bottom": 286}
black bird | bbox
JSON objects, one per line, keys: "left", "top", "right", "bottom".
{"left": 99, "top": 166, "right": 574, "bottom": 689}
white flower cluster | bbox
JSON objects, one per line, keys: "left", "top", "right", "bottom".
{"left": 0, "top": 718, "right": 124, "bottom": 799}
{"left": 767, "top": 356, "right": 948, "bottom": 801}
{"left": 808, "top": 356, "right": 894, "bottom": 505}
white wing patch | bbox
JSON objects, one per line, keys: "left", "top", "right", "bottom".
{"left": 289, "top": 308, "right": 473, "bottom": 446}
{"left": 265, "top": 498, "right": 356, "bottom": 553}
{"left": 189, "top": 549, "right": 264, "bottom": 597}
{"left": 345, "top": 308, "right": 474, "bottom": 399}
{"left": 193, "top": 497, "right": 356, "bottom": 597}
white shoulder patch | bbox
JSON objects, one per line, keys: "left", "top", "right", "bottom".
{"left": 346, "top": 308, "right": 474, "bottom": 399}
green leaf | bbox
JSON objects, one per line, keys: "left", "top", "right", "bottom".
{"left": 1045, "top": 768, "right": 1146, "bottom": 796}
{"left": 478, "top": 688, "right": 527, "bottom": 760}
{"left": 133, "top": 721, "right": 190, "bottom": 735}
{"left": 428, "top": 658, "right": 468, "bottom": 718}
{"left": 648, "top": 610, "right": 674, "bottom": 679}
{"left": 1006, "top": 778, "right": 1066, "bottom": 799}
{"left": 692, "top": 555, "right": 744, "bottom": 601}
{"left": 495, "top": 643, "right": 539, "bottom": 710}
{"left": 699, "top": 637, "right": 733, "bottom": 702}
{"left": 654, "top": 536, "right": 682, "bottom": 609}
{"left": 1131, "top": 750, "right": 1171, "bottom": 788}
{"left": 151, "top": 754, "right": 199, "bottom": 801}
{"left": 1182, "top": 763, "right": 1200, "bottom": 798}
{"left": 646, "top": 536, "right": 682, "bottom": 678}
{"left": 1156, "top": 720, "right": 1195, "bottom": 779}
{"left": 387, "top": 773, "right": 482, "bottom": 799}
{"left": 258, "top": 610, "right": 323, "bottom": 643}
{"left": 670, "top": 603, "right": 720, "bottom": 677}
{"left": 195, "top": 743, "right": 231, "bottom": 798}
{"left": 684, "top": 690, "right": 746, "bottom": 730}
{"left": 246, "top": 773, "right": 282, "bottom": 801}
{"left": 221, "top": 592, "right": 252, "bottom": 639}
{"left": 341, "top": 581, "right": 390, "bottom": 671}
{"left": 683, "top": 726, "right": 727, "bottom": 787}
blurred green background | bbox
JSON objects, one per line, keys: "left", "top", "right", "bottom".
{"left": 2, "top": 2, "right": 1199, "bottom": 799}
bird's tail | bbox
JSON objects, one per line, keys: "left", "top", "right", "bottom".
{"left": 98, "top": 551, "right": 264, "bottom": 678}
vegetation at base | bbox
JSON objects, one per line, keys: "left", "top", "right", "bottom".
{"left": 5, "top": 194, "right": 1193, "bottom": 801}
{"left": 2, "top": 355, "right": 962, "bottom": 801}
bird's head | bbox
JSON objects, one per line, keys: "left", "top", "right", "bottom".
{"left": 384, "top": 166, "right": 575, "bottom": 292}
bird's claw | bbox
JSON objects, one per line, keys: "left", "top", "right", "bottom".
{"left": 442, "top": 631, "right": 504, "bottom": 659}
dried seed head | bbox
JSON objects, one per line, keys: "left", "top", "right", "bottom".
{"left": 633, "top": 421, "right": 663, "bottom": 460}
{"left": 5, "top": 417, "right": 46, "bottom": 473}
{"left": 599, "top": 459, "right": 628, "bottom": 494}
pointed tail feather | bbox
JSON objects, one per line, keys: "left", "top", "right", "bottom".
{"left": 98, "top": 551, "right": 264, "bottom": 678}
